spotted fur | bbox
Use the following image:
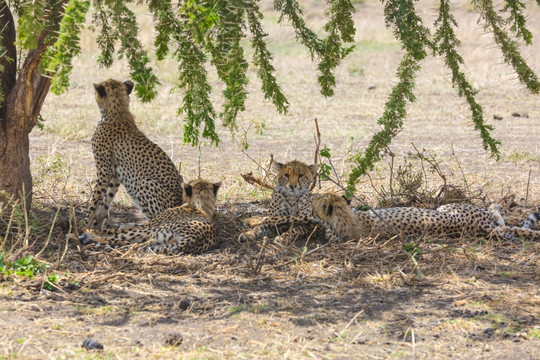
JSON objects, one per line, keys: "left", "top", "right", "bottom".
{"left": 86, "top": 79, "right": 184, "bottom": 229}
{"left": 80, "top": 179, "right": 221, "bottom": 254}
{"left": 311, "top": 193, "right": 540, "bottom": 241}
{"left": 240, "top": 160, "right": 318, "bottom": 242}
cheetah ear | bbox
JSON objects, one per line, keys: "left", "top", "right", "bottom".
{"left": 213, "top": 182, "right": 222, "bottom": 196}
{"left": 94, "top": 84, "right": 106, "bottom": 98}
{"left": 326, "top": 204, "right": 334, "bottom": 216}
{"left": 124, "top": 80, "right": 134, "bottom": 95}
{"left": 183, "top": 184, "right": 193, "bottom": 198}
{"left": 309, "top": 164, "right": 319, "bottom": 177}
{"left": 273, "top": 161, "right": 284, "bottom": 173}
{"left": 341, "top": 195, "right": 351, "bottom": 205}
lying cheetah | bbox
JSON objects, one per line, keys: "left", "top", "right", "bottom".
{"left": 86, "top": 79, "right": 184, "bottom": 229}
{"left": 80, "top": 179, "right": 221, "bottom": 254}
{"left": 311, "top": 193, "right": 540, "bottom": 241}
{"left": 240, "top": 160, "right": 318, "bottom": 242}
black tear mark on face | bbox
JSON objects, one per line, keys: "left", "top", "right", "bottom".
{"left": 94, "top": 84, "right": 107, "bottom": 98}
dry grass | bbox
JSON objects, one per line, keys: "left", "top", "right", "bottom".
{"left": 2, "top": 0, "right": 540, "bottom": 358}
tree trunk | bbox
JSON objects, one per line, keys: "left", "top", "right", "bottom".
{"left": 0, "top": 2, "right": 51, "bottom": 209}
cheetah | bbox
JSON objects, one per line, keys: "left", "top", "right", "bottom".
{"left": 86, "top": 79, "right": 184, "bottom": 230}
{"left": 80, "top": 179, "right": 221, "bottom": 254}
{"left": 240, "top": 160, "right": 318, "bottom": 242}
{"left": 311, "top": 193, "right": 540, "bottom": 242}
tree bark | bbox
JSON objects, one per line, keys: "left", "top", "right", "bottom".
{"left": 0, "top": 2, "right": 51, "bottom": 208}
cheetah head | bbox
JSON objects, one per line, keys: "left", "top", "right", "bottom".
{"left": 274, "top": 160, "right": 317, "bottom": 196}
{"left": 93, "top": 79, "right": 134, "bottom": 115}
{"left": 183, "top": 179, "right": 222, "bottom": 218}
{"left": 312, "top": 193, "right": 353, "bottom": 237}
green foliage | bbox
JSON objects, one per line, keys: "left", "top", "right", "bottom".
{"left": 43, "top": 273, "right": 59, "bottom": 290}
{"left": 0, "top": 252, "right": 59, "bottom": 289}
{"left": 2, "top": 0, "right": 540, "bottom": 183}
{"left": 275, "top": 0, "right": 355, "bottom": 96}
{"left": 15, "top": 1, "right": 46, "bottom": 50}
{"left": 1, "top": 252, "right": 44, "bottom": 278}
{"left": 42, "top": 0, "right": 90, "bottom": 95}
{"left": 93, "top": 0, "right": 159, "bottom": 102}
{"left": 245, "top": 1, "right": 288, "bottom": 113}
{"left": 473, "top": 0, "right": 540, "bottom": 94}
{"left": 348, "top": 53, "right": 421, "bottom": 191}
{"left": 502, "top": 0, "right": 533, "bottom": 45}
{"left": 174, "top": 33, "right": 218, "bottom": 146}
{"left": 405, "top": 243, "right": 422, "bottom": 255}
{"left": 149, "top": 0, "right": 174, "bottom": 61}
{"left": 383, "top": 0, "right": 434, "bottom": 59}
{"left": 347, "top": 1, "right": 428, "bottom": 191}
{"left": 206, "top": 1, "right": 249, "bottom": 130}
{"left": 347, "top": 0, "right": 538, "bottom": 191}
{"left": 318, "top": 0, "right": 356, "bottom": 96}
{"left": 433, "top": 0, "right": 500, "bottom": 159}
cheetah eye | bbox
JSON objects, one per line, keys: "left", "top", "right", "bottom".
{"left": 284, "top": 173, "right": 289, "bottom": 178}
{"left": 298, "top": 174, "right": 304, "bottom": 179}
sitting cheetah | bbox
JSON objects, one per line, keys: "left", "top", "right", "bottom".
{"left": 240, "top": 160, "right": 318, "bottom": 242}
{"left": 80, "top": 179, "right": 221, "bottom": 254}
{"left": 86, "top": 79, "right": 184, "bottom": 229}
{"left": 311, "top": 193, "right": 540, "bottom": 242}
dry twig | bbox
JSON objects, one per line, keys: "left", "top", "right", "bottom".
{"left": 240, "top": 172, "right": 274, "bottom": 190}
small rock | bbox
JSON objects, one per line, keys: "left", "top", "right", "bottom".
{"left": 368, "top": 86, "right": 376, "bottom": 90}
{"left": 179, "top": 298, "right": 191, "bottom": 311}
{"left": 164, "top": 332, "right": 183, "bottom": 347}
{"left": 511, "top": 112, "right": 521, "bottom": 117}
{"left": 493, "top": 114, "right": 503, "bottom": 120}
{"left": 82, "top": 338, "right": 104, "bottom": 350}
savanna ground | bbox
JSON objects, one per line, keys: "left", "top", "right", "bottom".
{"left": 1, "top": 0, "right": 540, "bottom": 359}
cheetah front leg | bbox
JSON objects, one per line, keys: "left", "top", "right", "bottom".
{"left": 275, "top": 224, "right": 316, "bottom": 243}
{"left": 86, "top": 176, "right": 120, "bottom": 230}
{"left": 238, "top": 215, "right": 314, "bottom": 242}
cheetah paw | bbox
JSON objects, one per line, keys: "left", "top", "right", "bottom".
{"left": 238, "top": 230, "right": 256, "bottom": 242}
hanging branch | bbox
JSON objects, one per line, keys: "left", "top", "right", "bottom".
{"left": 149, "top": 0, "right": 174, "bottom": 60}
{"left": 474, "top": 0, "right": 540, "bottom": 94}
{"left": 41, "top": 0, "right": 90, "bottom": 95}
{"left": 174, "top": 33, "right": 218, "bottom": 146}
{"left": 347, "top": 0, "right": 430, "bottom": 191}
{"left": 347, "top": 53, "right": 421, "bottom": 191}
{"left": 502, "top": 0, "right": 533, "bottom": 45}
{"left": 274, "top": 0, "right": 355, "bottom": 96}
{"left": 246, "top": 0, "right": 289, "bottom": 113}
{"left": 207, "top": 1, "right": 249, "bottom": 130}
{"left": 433, "top": 0, "right": 500, "bottom": 159}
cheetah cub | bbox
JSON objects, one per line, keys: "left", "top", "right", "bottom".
{"left": 86, "top": 79, "right": 184, "bottom": 229}
{"left": 80, "top": 179, "right": 221, "bottom": 254}
{"left": 240, "top": 160, "right": 318, "bottom": 242}
{"left": 312, "top": 193, "right": 540, "bottom": 241}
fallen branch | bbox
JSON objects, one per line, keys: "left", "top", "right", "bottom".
{"left": 240, "top": 172, "right": 274, "bottom": 190}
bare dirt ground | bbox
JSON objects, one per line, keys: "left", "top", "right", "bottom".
{"left": 1, "top": 1, "right": 540, "bottom": 359}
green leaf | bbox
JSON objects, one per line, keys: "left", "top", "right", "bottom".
{"left": 474, "top": 0, "right": 540, "bottom": 94}
{"left": 433, "top": 0, "right": 500, "bottom": 159}
{"left": 246, "top": 1, "right": 289, "bottom": 113}
{"left": 16, "top": 1, "right": 46, "bottom": 50}
{"left": 42, "top": 0, "right": 90, "bottom": 95}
